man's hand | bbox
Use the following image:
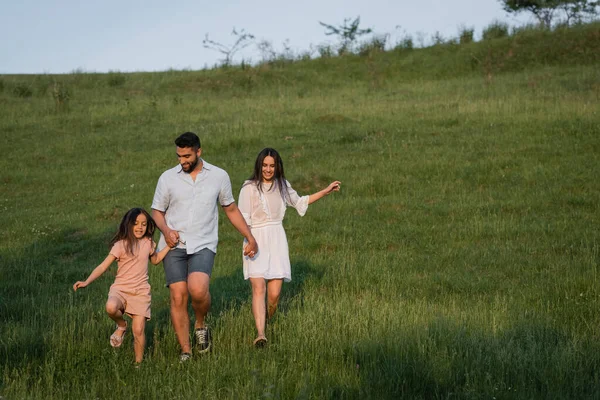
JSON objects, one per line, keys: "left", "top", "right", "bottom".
{"left": 166, "top": 229, "right": 180, "bottom": 248}
{"left": 223, "top": 202, "right": 258, "bottom": 257}
{"left": 152, "top": 209, "right": 179, "bottom": 248}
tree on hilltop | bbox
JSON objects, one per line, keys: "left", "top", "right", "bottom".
{"left": 558, "top": 0, "right": 600, "bottom": 24}
{"left": 500, "top": 0, "right": 599, "bottom": 27}
{"left": 203, "top": 28, "right": 255, "bottom": 66}
{"left": 319, "top": 16, "right": 372, "bottom": 53}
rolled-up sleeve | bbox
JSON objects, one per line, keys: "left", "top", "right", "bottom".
{"left": 238, "top": 184, "right": 252, "bottom": 226}
{"left": 218, "top": 172, "right": 235, "bottom": 206}
{"left": 285, "top": 181, "right": 309, "bottom": 216}
{"left": 151, "top": 173, "right": 169, "bottom": 212}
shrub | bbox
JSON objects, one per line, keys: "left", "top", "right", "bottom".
{"left": 395, "top": 35, "right": 414, "bottom": 50}
{"left": 107, "top": 72, "right": 127, "bottom": 87}
{"left": 482, "top": 20, "right": 510, "bottom": 41}
{"left": 298, "top": 50, "right": 313, "bottom": 61}
{"left": 459, "top": 26, "right": 475, "bottom": 44}
{"left": 317, "top": 44, "right": 335, "bottom": 58}
{"left": 511, "top": 23, "right": 543, "bottom": 36}
{"left": 358, "top": 34, "right": 388, "bottom": 56}
{"left": 257, "top": 40, "right": 277, "bottom": 63}
{"left": 33, "top": 75, "right": 53, "bottom": 96}
{"left": 12, "top": 82, "right": 33, "bottom": 98}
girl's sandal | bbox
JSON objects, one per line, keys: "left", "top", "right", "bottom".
{"left": 253, "top": 335, "right": 267, "bottom": 348}
{"left": 110, "top": 323, "right": 127, "bottom": 348}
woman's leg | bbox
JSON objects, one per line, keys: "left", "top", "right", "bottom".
{"left": 131, "top": 315, "right": 146, "bottom": 363}
{"left": 266, "top": 279, "right": 283, "bottom": 319}
{"left": 249, "top": 278, "right": 267, "bottom": 338}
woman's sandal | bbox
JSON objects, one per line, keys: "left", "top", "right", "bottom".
{"left": 253, "top": 335, "right": 267, "bottom": 348}
{"left": 110, "top": 323, "right": 127, "bottom": 348}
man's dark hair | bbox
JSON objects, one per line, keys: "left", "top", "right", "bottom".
{"left": 175, "top": 132, "right": 201, "bottom": 150}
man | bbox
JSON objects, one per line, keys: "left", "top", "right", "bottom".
{"left": 151, "top": 132, "right": 257, "bottom": 361}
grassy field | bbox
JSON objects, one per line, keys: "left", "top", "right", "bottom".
{"left": 1, "top": 24, "right": 599, "bottom": 399}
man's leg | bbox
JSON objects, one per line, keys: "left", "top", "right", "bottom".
{"left": 188, "top": 272, "right": 211, "bottom": 329}
{"left": 266, "top": 279, "right": 283, "bottom": 319}
{"left": 163, "top": 249, "right": 192, "bottom": 356}
{"left": 187, "top": 248, "right": 216, "bottom": 352}
{"left": 169, "top": 281, "right": 191, "bottom": 354}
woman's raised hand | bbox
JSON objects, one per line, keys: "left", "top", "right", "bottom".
{"left": 325, "top": 181, "right": 341, "bottom": 194}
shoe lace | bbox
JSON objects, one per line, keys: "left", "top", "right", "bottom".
{"left": 196, "top": 328, "right": 207, "bottom": 343}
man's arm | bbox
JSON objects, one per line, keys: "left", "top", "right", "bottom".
{"left": 151, "top": 209, "right": 179, "bottom": 248}
{"left": 222, "top": 202, "right": 258, "bottom": 256}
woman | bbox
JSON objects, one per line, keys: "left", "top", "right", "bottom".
{"left": 238, "top": 148, "right": 341, "bottom": 347}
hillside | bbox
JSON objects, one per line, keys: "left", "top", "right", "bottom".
{"left": 1, "top": 22, "right": 599, "bottom": 399}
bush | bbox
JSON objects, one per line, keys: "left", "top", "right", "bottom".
{"left": 358, "top": 34, "right": 388, "bottom": 56}
{"left": 459, "top": 26, "right": 475, "bottom": 44}
{"left": 395, "top": 35, "right": 414, "bottom": 50}
{"left": 482, "top": 20, "right": 510, "bottom": 41}
{"left": 431, "top": 31, "right": 446, "bottom": 45}
{"left": 511, "top": 23, "right": 543, "bottom": 36}
{"left": 107, "top": 72, "right": 127, "bottom": 87}
{"left": 32, "top": 75, "right": 53, "bottom": 96}
{"left": 12, "top": 82, "right": 33, "bottom": 98}
{"left": 317, "top": 44, "right": 335, "bottom": 58}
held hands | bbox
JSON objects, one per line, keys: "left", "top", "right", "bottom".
{"left": 243, "top": 237, "right": 258, "bottom": 258}
{"left": 73, "top": 281, "right": 88, "bottom": 291}
{"left": 166, "top": 229, "right": 180, "bottom": 248}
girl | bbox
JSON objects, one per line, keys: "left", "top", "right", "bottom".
{"left": 73, "top": 207, "right": 170, "bottom": 364}
{"left": 238, "top": 148, "right": 341, "bottom": 347}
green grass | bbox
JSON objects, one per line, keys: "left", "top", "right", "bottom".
{"left": 1, "top": 23, "right": 599, "bottom": 399}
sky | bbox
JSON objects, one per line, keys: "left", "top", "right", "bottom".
{"left": 0, "top": 0, "right": 530, "bottom": 74}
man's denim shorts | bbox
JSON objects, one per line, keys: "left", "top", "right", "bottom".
{"left": 163, "top": 248, "right": 216, "bottom": 286}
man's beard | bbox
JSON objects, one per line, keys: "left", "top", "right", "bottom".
{"left": 181, "top": 157, "right": 199, "bottom": 173}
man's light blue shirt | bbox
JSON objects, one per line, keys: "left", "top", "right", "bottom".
{"left": 151, "top": 160, "right": 235, "bottom": 254}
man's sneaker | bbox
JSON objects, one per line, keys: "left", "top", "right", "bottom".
{"left": 179, "top": 352, "right": 192, "bottom": 363}
{"left": 194, "top": 327, "right": 212, "bottom": 353}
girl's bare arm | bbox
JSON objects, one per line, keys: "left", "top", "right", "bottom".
{"left": 73, "top": 254, "right": 117, "bottom": 291}
{"left": 150, "top": 243, "right": 171, "bottom": 265}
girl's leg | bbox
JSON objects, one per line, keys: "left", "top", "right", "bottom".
{"left": 266, "top": 279, "right": 283, "bottom": 319}
{"left": 131, "top": 315, "right": 146, "bottom": 363}
{"left": 249, "top": 278, "right": 267, "bottom": 338}
{"left": 106, "top": 296, "right": 127, "bottom": 342}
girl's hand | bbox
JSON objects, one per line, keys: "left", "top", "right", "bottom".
{"left": 73, "top": 281, "right": 88, "bottom": 291}
{"left": 324, "top": 181, "right": 341, "bottom": 194}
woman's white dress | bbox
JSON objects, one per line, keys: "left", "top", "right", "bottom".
{"left": 238, "top": 180, "right": 309, "bottom": 282}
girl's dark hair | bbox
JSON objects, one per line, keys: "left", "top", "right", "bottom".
{"left": 109, "top": 208, "right": 156, "bottom": 256}
{"left": 245, "top": 148, "right": 289, "bottom": 201}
